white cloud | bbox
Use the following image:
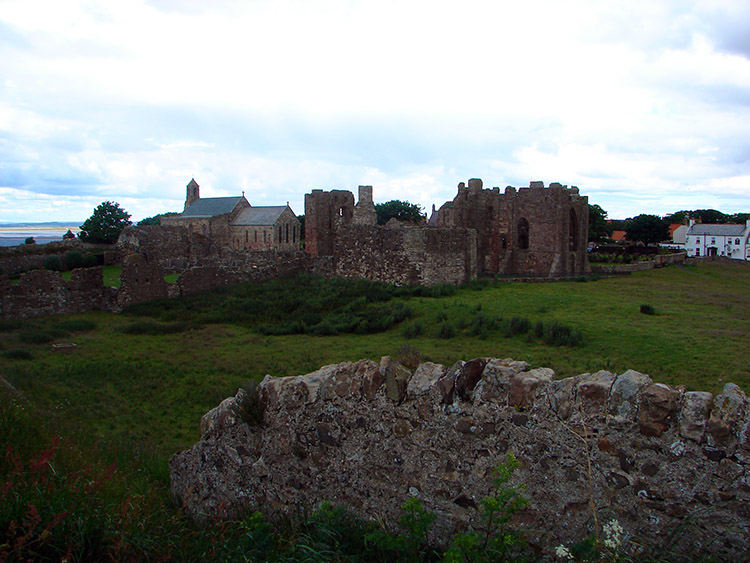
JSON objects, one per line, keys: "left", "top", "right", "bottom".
{"left": 0, "top": 0, "right": 748, "bottom": 223}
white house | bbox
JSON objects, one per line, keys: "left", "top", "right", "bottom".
{"left": 685, "top": 220, "right": 750, "bottom": 260}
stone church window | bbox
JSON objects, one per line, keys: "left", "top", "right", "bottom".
{"left": 517, "top": 218, "right": 529, "bottom": 249}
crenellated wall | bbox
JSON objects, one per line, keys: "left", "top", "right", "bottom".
{"left": 170, "top": 357, "right": 750, "bottom": 561}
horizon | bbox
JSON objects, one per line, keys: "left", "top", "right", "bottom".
{"left": 1, "top": 1, "right": 748, "bottom": 223}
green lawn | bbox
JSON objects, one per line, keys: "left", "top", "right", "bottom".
{"left": 1, "top": 261, "right": 748, "bottom": 561}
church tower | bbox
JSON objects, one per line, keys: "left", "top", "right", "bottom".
{"left": 185, "top": 179, "right": 200, "bottom": 211}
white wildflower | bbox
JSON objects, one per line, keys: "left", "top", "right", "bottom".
{"left": 555, "top": 545, "right": 574, "bottom": 560}
{"left": 603, "top": 519, "right": 624, "bottom": 550}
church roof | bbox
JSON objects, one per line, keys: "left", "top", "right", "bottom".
{"left": 233, "top": 206, "right": 290, "bottom": 226}
{"left": 182, "top": 197, "right": 245, "bottom": 217}
{"left": 687, "top": 224, "right": 748, "bottom": 237}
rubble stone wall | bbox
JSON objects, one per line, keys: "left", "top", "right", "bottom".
{"left": 0, "top": 267, "right": 117, "bottom": 319}
{"left": 332, "top": 224, "right": 477, "bottom": 286}
{"left": 170, "top": 358, "right": 750, "bottom": 561}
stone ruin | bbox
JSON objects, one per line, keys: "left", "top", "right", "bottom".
{"left": 169, "top": 357, "right": 750, "bottom": 561}
{"left": 306, "top": 180, "right": 590, "bottom": 281}
{"left": 1, "top": 179, "right": 592, "bottom": 319}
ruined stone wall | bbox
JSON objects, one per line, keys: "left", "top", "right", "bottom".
{"left": 333, "top": 224, "right": 477, "bottom": 286}
{"left": 304, "top": 189, "right": 355, "bottom": 257}
{"left": 437, "top": 181, "right": 590, "bottom": 278}
{"left": 0, "top": 267, "right": 117, "bottom": 319}
{"left": 170, "top": 357, "right": 750, "bottom": 561}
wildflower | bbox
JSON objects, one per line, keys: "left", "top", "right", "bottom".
{"left": 555, "top": 544, "right": 574, "bottom": 560}
{"left": 603, "top": 519, "right": 624, "bottom": 550}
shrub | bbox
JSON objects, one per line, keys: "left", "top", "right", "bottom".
{"left": 118, "top": 321, "right": 191, "bottom": 335}
{"left": 542, "top": 321, "right": 583, "bottom": 347}
{"left": 43, "top": 254, "right": 63, "bottom": 271}
{"left": 18, "top": 329, "right": 55, "bottom": 344}
{"left": 3, "top": 349, "right": 33, "bottom": 360}
{"left": 402, "top": 322, "right": 424, "bottom": 339}
{"left": 396, "top": 343, "right": 424, "bottom": 369}
{"left": 436, "top": 311, "right": 448, "bottom": 323}
{"left": 436, "top": 323, "right": 455, "bottom": 339}
{"left": 64, "top": 250, "right": 85, "bottom": 270}
{"left": 640, "top": 304, "right": 655, "bottom": 315}
{"left": 0, "top": 319, "right": 22, "bottom": 332}
{"left": 53, "top": 319, "right": 96, "bottom": 332}
{"left": 24, "top": 236, "right": 35, "bottom": 245}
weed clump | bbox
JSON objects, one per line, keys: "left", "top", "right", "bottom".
{"left": 436, "top": 323, "right": 456, "bottom": 339}
{"left": 232, "top": 381, "right": 264, "bottom": 426}
{"left": 640, "top": 304, "right": 656, "bottom": 315}
{"left": 402, "top": 321, "right": 424, "bottom": 339}
{"left": 118, "top": 321, "right": 192, "bottom": 335}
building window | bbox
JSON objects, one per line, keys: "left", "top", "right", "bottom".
{"left": 278, "top": 226, "right": 282, "bottom": 242}
{"left": 254, "top": 230, "right": 257, "bottom": 242}
{"left": 286, "top": 224, "right": 289, "bottom": 243}
{"left": 736, "top": 238, "right": 741, "bottom": 245}
{"left": 695, "top": 249, "right": 700, "bottom": 256}
{"left": 517, "top": 218, "right": 529, "bottom": 250}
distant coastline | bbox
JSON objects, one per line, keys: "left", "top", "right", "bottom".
{"left": 0, "top": 224, "right": 81, "bottom": 247}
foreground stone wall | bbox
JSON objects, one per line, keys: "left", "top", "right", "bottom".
{"left": 170, "top": 358, "right": 750, "bottom": 561}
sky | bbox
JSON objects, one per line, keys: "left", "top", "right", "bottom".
{"left": 0, "top": 0, "right": 749, "bottom": 224}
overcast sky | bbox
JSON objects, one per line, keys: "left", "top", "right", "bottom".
{"left": 1, "top": 0, "right": 748, "bottom": 223}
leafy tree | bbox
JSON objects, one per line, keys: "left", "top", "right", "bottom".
{"left": 138, "top": 212, "right": 178, "bottom": 226}
{"left": 693, "top": 209, "right": 728, "bottom": 224}
{"left": 588, "top": 204, "right": 612, "bottom": 242}
{"left": 375, "top": 200, "right": 425, "bottom": 225}
{"left": 662, "top": 210, "right": 690, "bottom": 224}
{"left": 730, "top": 212, "right": 750, "bottom": 223}
{"left": 625, "top": 214, "right": 669, "bottom": 246}
{"left": 78, "top": 201, "right": 132, "bottom": 244}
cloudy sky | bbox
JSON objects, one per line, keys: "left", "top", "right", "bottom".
{"left": 1, "top": 0, "right": 748, "bottom": 223}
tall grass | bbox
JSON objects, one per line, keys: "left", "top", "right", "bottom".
{"left": 1, "top": 263, "right": 749, "bottom": 560}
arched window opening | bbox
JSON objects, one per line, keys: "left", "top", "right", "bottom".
{"left": 517, "top": 218, "right": 529, "bottom": 249}
{"left": 569, "top": 208, "right": 578, "bottom": 251}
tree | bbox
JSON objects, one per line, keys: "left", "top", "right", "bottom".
{"left": 375, "top": 200, "right": 425, "bottom": 225}
{"left": 79, "top": 201, "right": 132, "bottom": 244}
{"left": 588, "top": 204, "right": 612, "bottom": 243}
{"left": 625, "top": 214, "right": 669, "bottom": 246}
{"left": 138, "top": 212, "right": 178, "bottom": 226}
{"left": 730, "top": 212, "right": 750, "bottom": 224}
{"left": 693, "top": 209, "right": 728, "bottom": 224}
{"left": 662, "top": 210, "right": 690, "bottom": 224}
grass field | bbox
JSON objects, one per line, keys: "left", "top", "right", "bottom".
{"left": 1, "top": 260, "right": 749, "bottom": 560}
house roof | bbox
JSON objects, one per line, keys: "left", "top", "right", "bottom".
{"left": 182, "top": 197, "right": 245, "bottom": 217}
{"left": 687, "top": 224, "right": 748, "bottom": 237}
{"left": 233, "top": 206, "right": 290, "bottom": 226}
{"left": 611, "top": 230, "right": 627, "bottom": 242}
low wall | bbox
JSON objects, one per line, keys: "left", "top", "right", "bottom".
{"left": 590, "top": 252, "right": 685, "bottom": 275}
{"left": 0, "top": 267, "right": 117, "bottom": 319}
{"left": 170, "top": 357, "right": 750, "bottom": 561}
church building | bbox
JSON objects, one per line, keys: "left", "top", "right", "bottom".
{"left": 162, "top": 179, "right": 301, "bottom": 251}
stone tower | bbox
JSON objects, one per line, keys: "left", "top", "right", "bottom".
{"left": 185, "top": 179, "right": 200, "bottom": 211}
{"left": 352, "top": 185, "right": 376, "bottom": 226}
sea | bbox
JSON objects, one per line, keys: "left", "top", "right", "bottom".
{"left": 0, "top": 226, "right": 81, "bottom": 247}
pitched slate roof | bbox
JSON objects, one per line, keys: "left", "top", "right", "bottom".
{"left": 687, "top": 224, "right": 748, "bottom": 237}
{"left": 182, "top": 197, "right": 244, "bottom": 217}
{"left": 233, "top": 206, "right": 289, "bottom": 226}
